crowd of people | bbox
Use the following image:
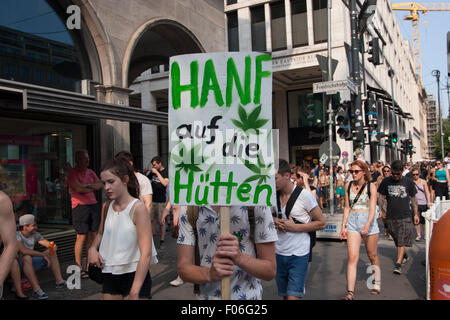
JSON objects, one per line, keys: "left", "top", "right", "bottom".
{"left": 1, "top": 149, "right": 446, "bottom": 301}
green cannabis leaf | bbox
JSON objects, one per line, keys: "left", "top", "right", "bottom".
{"left": 170, "top": 142, "right": 207, "bottom": 173}
{"left": 232, "top": 104, "right": 269, "bottom": 135}
{"left": 240, "top": 152, "right": 273, "bottom": 186}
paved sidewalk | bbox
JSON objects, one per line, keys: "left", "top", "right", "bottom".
{"left": 3, "top": 231, "right": 426, "bottom": 300}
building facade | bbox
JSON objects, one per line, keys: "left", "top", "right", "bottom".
{"left": 426, "top": 94, "right": 438, "bottom": 160}
{"left": 0, "top": 0, "right": 225, "bottom": 232}
{"left": 225, "top": 0, "right": 426, "bottom": 168}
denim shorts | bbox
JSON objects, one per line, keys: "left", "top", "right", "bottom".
{"left": 275, "top": 253, "right": 309, "bottom": 298}
{"left": 347, "top": 211, "right": 380, "bottom": 236}
{"left": 18, "top": 256, "right": 48, "bottom": 272}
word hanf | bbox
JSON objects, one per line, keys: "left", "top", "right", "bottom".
{"left": 173, "top": 170, "right": 272, "bottom": 206}
{"left": 171, "top": 54, "right": 271, "bottom": 109}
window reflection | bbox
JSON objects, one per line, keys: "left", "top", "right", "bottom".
{"left": 0, "top": 0, "right": 86, "bottom": 92}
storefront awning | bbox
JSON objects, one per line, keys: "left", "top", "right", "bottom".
{"left": 0, "top": 79, "right": 168, "bottom": 126}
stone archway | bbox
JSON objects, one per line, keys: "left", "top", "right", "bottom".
{"left": 123, "top": 18, "right": 205, "bottom": 88}
{"left": 123, "top": 19, "right": 204, "bottom": 171}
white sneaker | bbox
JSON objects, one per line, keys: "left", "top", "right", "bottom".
{"left": 170, "top": 277, "right": 184, "bottom": 287}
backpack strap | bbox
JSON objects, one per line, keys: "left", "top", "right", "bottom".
{"left": 187, "top": 206, "right": 200, "bottom": 295}
{"left": 285, "top": 187, "right": 303, "bottom": 220}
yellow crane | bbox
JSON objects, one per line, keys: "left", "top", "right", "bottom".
{"left": 391, "top": 2, "right": 450, "bottom": 85}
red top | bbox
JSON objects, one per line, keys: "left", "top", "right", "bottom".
{"left": 67, "top": 167, "right": 99, "bottom": 208}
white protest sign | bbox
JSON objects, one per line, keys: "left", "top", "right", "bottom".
{"left": 168, "top": 52, "right": 276, "bottom": 207}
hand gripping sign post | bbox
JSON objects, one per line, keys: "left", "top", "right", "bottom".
{"left": 168, "top": 52, "right": 276, "bottom": 299}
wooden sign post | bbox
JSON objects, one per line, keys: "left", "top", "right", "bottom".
{"left": 220, "top": 206, "right": 231, "bottom": 300}
{"left": 168, "top": 52, "right": 275, "bottom": 300}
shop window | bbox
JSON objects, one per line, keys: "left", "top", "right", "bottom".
{"left": 227, "top": 11, "right": 239, "bottom": 52}
{"left": 313, "top": 0, "right": 328, "bottom": 44}
{"left": 0, "top": 117, "right": 87, "bottom": 225}
{"left": 291, "top": 0, "right": 308, "bottom": 47}
{"left": 271, "top": 1, "right": 287, "bottom": 51}
{"left": 251, "top": 5, "right": 266, "bottom": 52}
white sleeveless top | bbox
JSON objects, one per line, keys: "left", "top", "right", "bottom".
{"left": 99, "top": 199, "right": 141, "bottom": 274}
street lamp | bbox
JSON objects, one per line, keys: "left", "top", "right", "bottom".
{"left": 432, "top": 70, "right": 445, "bottom": 161}
{"left": 388, "top": 68, "right": 398, "bottom": 160}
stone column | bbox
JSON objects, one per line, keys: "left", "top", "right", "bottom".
{"left": 140, "top": 81, "right": 159, "bottom": 171}
{"left": 95, "top": 84, "right": 133, "bottom": 163}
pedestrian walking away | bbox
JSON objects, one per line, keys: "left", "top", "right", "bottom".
{"left": 274, "top": 159, "right": 325, "bottom": 300}
{"left": 88, "top": 158, "right": 152, "bottom": 300}
{"left": 67, "top": 149, "right": 103, "bottom": 279}
{"left": 378, "top": 160, "right": 420, "bottom": 276}
{"left": 340, "top": 160, "right": 380, "bottom": 300}
{"left": 0, "top": 191, "right": 19, "bottom": 300}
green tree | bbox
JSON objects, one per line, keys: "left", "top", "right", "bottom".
{"left": 432, "top": 118, "right": 450, "bottom": 160}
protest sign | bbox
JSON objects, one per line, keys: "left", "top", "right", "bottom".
{"left": 168, "top": 52, "right": 276, "bottom": 207}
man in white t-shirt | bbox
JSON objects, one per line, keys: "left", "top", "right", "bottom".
{"left": 274, "top": 159, "right": 326, "bottom": 300}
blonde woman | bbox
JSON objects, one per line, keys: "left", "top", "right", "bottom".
{"left": 340, "top": 160, "right": 380, "bottom": 300}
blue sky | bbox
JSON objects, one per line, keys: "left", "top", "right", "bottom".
{"left": 391, "top": 0, "right": 450, "bottom": 117}
{"left": 0, "top": 0, "right": 73, "bottom": 45}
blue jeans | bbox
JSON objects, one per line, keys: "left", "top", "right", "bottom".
{"left": 275, "top": 253, "right": 310, "bottom": 298}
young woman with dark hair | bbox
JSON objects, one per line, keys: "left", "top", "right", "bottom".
{"left": 88, "top": 158, "right": 152, "bottom": 300}
{"left": 340, "top": 160, "right": 380, "bottom": 300}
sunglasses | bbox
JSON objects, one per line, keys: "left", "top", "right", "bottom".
{"left": 383, "top": 170, "right": 391, "bottom": 173}
{"left": 412, "top": 173, "right": 419, "bottom": 176}
{"left": 349, "top": 170, "right": 363, "bottom": 174}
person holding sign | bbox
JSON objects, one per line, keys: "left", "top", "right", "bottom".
{"left": 274, "top": 160, "right": 326, "bottom": 300}
{"left": 177, "top": 205, "right": 277, "bottom": 300}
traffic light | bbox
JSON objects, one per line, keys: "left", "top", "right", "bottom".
{"left": 391, "top": 132, "right": 398, "bottom": 144}
{"left": 368, "top": 37, "right": 381, "bottom": 66}
{"left": 400, "top": 139, "right": 407, "bottom": 154}
{"left": 335, "top": 101, "right": 353, "bottom": 140}
{"left": 364, "top": 93, "right": 378, "bottom": 128}
{"left": 406, "top": 138, "right": 413, "bottom": 155}
{"left": 331, "top": 93, "right": 341, "bottom": 111}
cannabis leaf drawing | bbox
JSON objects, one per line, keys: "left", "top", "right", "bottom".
{"left": 240, "top": 151, "right": 273, "bottom": 186}
{"left": 170, "top": 142, "right": 206, "bottom": 173}
{"left": 232, "top": 104, "right": 269, "bottom": 135}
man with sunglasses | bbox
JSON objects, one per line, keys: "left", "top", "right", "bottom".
{"left": 378, "top": 160, "right": 420, "bottom": 275}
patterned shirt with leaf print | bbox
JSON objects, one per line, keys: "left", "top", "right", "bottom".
{"left": 177, "top": 205, "right": 278, "bottom": 300}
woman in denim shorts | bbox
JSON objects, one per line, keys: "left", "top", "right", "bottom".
{"left": 340, "top": 160, "right": 380, "bottom": 300}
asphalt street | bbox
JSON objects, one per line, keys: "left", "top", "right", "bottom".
{"left": 3, "top": 222, "right": 426, "bottom": 301}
